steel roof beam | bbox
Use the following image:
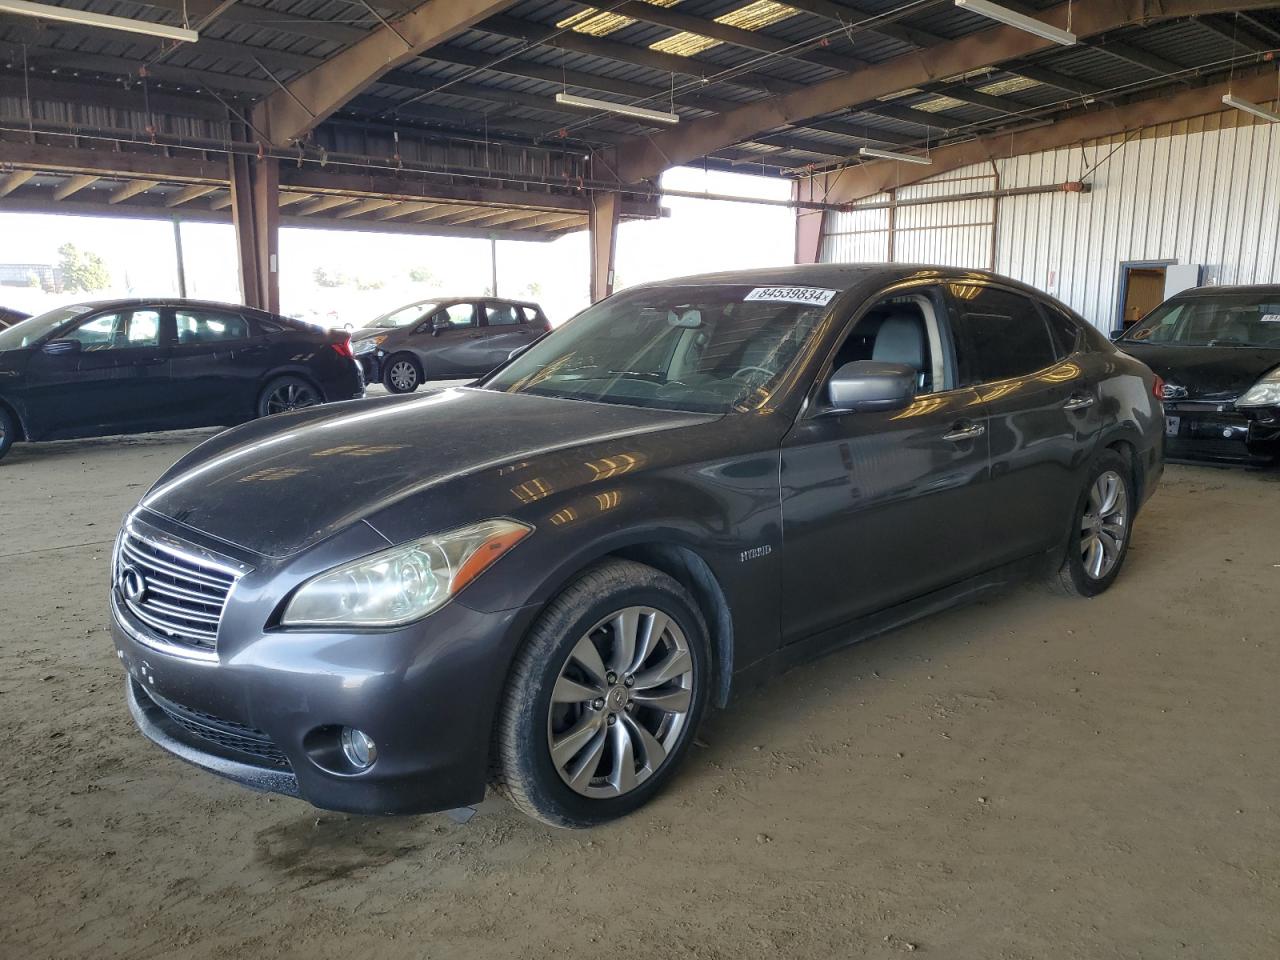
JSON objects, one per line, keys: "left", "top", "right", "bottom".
{"left": 0, "top": 169, "right": 35, "bottom": 196}
{"left": 812, "top": 66, "right": 1280, "bottom": 205}
{"left": 614, "top": 0, "right": 1273, "bottom": 183}
{"left": 125, "top": 0, "right": 368, "bottom": 44}
{"left": 1196, "top": 13, "right": 1274, "bottom": 52}
{"left": 108, "top": 179, "right": 159, "bottom": 203}
{"left": 253, "top": 0, "right": 522, "bottom": 146}
{"left": 52, "top": 174, "right": 100, "bottom": 200}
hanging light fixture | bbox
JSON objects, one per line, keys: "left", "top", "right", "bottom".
{"left": 953, "top": 0, "right": 1076, "bottom": 46}
{"left": 859, "top": 146, "right": 933, "bottom": 166}
{"left": 1222, "top": 93, "right": 1280, "bottom": 123}
{"left": 555, "top": 93, "right": 680, "bottom": 125}
{"left": 0, "top": 0, "right": 199, "bottom": 42}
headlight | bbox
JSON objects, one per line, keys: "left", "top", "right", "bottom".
{"left": 281, "top": 519, "right": 531, "bottom": 627}
{"left": 1237, "top": 366, "right": 1280, "bottom": 408}
{"left": 353, "top": 336, "right": 384, "bottom": 355}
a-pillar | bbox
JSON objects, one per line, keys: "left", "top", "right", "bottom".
{"left": 588, "top": 190, "right": 620, "bottom": 303}
{"left": 229, "top": 151, "right": 280, "bottom": 313}
{"left": 793, "top": 177, "right": 825, "bottom": 265}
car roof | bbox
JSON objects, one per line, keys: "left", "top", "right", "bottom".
{"left": 52, "top": 298, "right": 282, "bottom": 319}
{"left": 1172, "top": 284, "right": 1280, "bottom": 299}
{"left": 630, "top": 263, "right": 1049, "bottom": 300}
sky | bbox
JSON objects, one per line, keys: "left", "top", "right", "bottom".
{"left": 0, "top": 166, "right": 794, "bottom": 327}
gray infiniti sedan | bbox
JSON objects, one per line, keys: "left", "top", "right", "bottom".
{"left": 350, "top": 296, "right": 550, "bottom": 392}
{"left": 110, "top": 264, "right": 1164, "bottom": 828}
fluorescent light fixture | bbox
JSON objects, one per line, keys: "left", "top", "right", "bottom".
{"left": 0, "top": 0, "right": 199, "bottom": 42}
{"left": 555, "top": 92, "right": 680, "bottom": 125}
{"left": 860, "top": 146, "right": 933, "bottom": 165}
{"left": 954, "top": 0, "right": 1076, "bottom": 46}
{"left": 1222, "top": 93, "right": 1280, "bottom": 123}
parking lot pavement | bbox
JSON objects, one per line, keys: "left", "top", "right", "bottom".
{"left": 2, "top": 432, "right": 1279, "bottom": 959}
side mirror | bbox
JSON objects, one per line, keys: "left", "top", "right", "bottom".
{"left": 827, "top": 360, "right": 916, "bottom": 413}
{"left": 42, "top": 338, "right": 82, "bottom": 356}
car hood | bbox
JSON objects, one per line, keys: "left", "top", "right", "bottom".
{"left": 1118, "top": 343, "right": 1280, "bottom": 401}
{"left": 141, "top": 388, "right": 715, "bottom": 559}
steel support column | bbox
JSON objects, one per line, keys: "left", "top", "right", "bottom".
{"left": 589, "top": 191, "right": 621, "bottom": 303}
{"left": 229, "top": 153, "right": 280, "bottom": 313}
{"left": 792, "top": 180, "right": 825, "bottom": 265}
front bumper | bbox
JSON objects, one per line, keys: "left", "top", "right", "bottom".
{"left": 1163, "top": 400, "right": 1280, "bottom": 463}
{"left": 112, "top": 588, "right": 541, "bottom": 816}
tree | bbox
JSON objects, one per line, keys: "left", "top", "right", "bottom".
{"left": 408, "top": 266, "right": 435, "bottom": 284}
{"left": 313, "top": 266, "right": 346, "bottom": 288}
{"left": 57, "top": 243, "right": 110, "bottom": 293}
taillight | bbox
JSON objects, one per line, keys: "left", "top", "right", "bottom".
{"left": 1152, "top": 374, "right": 1165, "bottom": 400}
{"left": 329, "top": 336, "right": 353, "bottom": 359}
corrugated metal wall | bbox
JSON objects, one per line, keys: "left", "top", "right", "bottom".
{"left": 819, "top": 110, "right": 1280, "bottom": 331}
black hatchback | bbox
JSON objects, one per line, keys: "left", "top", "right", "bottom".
{"left": 0, "top": 299, "right": 364, "bottom": 461}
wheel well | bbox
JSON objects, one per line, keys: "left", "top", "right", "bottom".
{"left": 385, "top": 351, "right": 423, "bottom": 374}
{"left": 0, "top": 397, "right": 25, "bottom": 441}
{"left": 257, "top": 371, "right": 326, "bottom": 410}
{"left": 609, "top": 543, "right": 734, "bottom": 708}
{"left": 1105, "top": 437, "right": 1141, "bottom": 501}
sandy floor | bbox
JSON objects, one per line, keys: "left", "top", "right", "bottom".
{"left": 2, "top": 422, "right": 1278, "bottom": 959}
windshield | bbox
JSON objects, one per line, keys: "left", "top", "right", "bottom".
{"left": 480, "top": 283, "right": 839, "bottom": 414}
{"left": 1121, "top": 294, "right": 1280, "bottom": 348}
{"left": 369, "top": 301, "right": 436, "bottom": 329}
{"left": 0, "top": 304, "right": 94, "bottom": 351}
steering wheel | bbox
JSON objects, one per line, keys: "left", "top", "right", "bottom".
{"left": 732, "top": 365, "right": 775, "bottom": 382}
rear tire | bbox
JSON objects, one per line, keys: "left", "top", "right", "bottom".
{"left": 382, "top": 354, "right": 421, "bottom": 394}
{"left": 0, "top": 405, "right": 15, "bottom": 462}
{"left": 256, "top": 375, "right": 323, "bottom": 418}
{"left": 1050, "top": 449, "right": 1134, "bottom": 597}
{"left": 493, "top": 560, "right": 710, "bottom": 828}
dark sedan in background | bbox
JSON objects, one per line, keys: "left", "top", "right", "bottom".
{"left": 0, "top": 299, "right": 363, "bottom": 461}
{"left": 1115, "top": 285, "right": 1280, "bottom": 463}
{"left": 0, "top": 306, "right": 30, "bottom": 330}
{"left": 110, "top": 264, "right": 1163, "bottom": 828}
{"left": 351, "top": 296, "right": 551, "bottom": 392}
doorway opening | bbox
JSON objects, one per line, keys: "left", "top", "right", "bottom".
{"left": 1115, "top": 260, "right": 1175, "bottom": 332}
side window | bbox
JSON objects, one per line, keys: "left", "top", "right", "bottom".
{"left": 435, "top": 304, "right": 475, "bottom": 329}
{"left": 1040, "top": 302, "right": 1085, "bottom": 359}
{"left": 65, "top": 310, "right": 161, "bottom": 351}
{"left": 65, "top": 313, "right": 122, "bottom": 350}
{"left": 175, "top": 309, "right": 249, "bottom": 344}
{"left": 485, "top": 303, "right": 522, "bottom": 326}
{"left": 827, "top": 290, "right": 950, "bottom": 397}
{"left": 522, "top": 305, "right": 549, "bottom": 327}
{"left": 949, "top": 284, "right": 1057, "bottom": 384}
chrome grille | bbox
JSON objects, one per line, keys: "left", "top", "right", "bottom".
{"left": 116, "top": 526, "right": 243, "bottom": 653}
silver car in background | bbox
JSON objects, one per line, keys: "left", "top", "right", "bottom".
{"left": 351, "top": 297, "right": 551, "bottom": 392}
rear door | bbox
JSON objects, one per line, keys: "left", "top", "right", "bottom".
{"left": 476, "top": 301, "right": 541, "bottom": 370}
{"left": 168, "top": 307, "right": 257, "bottom": 425}
{"left": 946, "top": 282, "right": 1099, "bottom": 565}
{"left": 23, "top": 307, "right": 170, "bottom": 437}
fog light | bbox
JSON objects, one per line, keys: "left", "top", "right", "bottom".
{"left": 340, "top": 727, "right": 377, "bottom": 769}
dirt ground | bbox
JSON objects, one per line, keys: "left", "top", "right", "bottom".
{"left": 2, "top": 422, "right": 1278, "bottom": 960}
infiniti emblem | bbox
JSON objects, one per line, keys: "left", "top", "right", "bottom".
{"left": 118, "top": 565, "right": 147, "bottom": 604}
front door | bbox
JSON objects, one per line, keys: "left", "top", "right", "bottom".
{"left": 946, "top": 282, "right": 1099, "bottom": 565}
{"left": 779, "top": 285, "right": 993, "bottom": 644}
{"left": 23, "top": 308, "right": 170, "bottom": 439}
{"left": 416, "top": 302, "right": 484, "bottom": 378}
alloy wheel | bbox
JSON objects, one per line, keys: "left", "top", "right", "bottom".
{"left": 388, "top": 360, "right": 418, "bottom": 392}
{"left": 1080, "top": 469, "right": 1128, "bottom": 580}
{"left": 546, "top": 606, "right": 695, "bottom": 799}
{"left": 266, "top": 382, "right": 320, "bottom": 415}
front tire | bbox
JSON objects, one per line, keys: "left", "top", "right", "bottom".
{"left": 1051, "top": 449, "right": 1134, "bottom": 597}
{"left": 382, "top": 354, "right": 421, "bottom": 394}
{"left": 0, "top": 405, "right": 15, "bottom": 462}
{"left": 494, "top": 560, "right": 710, "bottom": 828}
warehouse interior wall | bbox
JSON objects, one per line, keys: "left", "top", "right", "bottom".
{"left": 819, "top": 110, "right": 1280, "bottom": 332}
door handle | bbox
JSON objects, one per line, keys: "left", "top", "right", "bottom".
{"left": 1063, "top": 393, "right": 1096, "bottom": 411}
{"left": 942, "top": 421, "right": 985, "bottom": 442}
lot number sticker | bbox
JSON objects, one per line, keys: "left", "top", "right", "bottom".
{"left": 745, "top": 286, "right": 838, "bottom": 306}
